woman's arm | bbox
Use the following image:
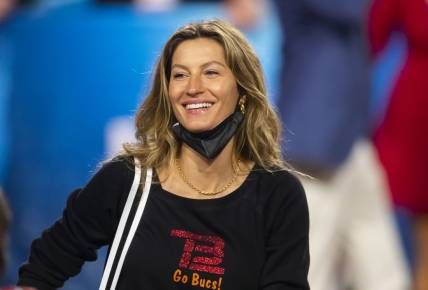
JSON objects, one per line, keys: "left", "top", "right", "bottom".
{"left": 17, "top": 158, "right": 134, "bottom": 290}
{"left": 259, "top": 173, "right": 310, "bottom": 290}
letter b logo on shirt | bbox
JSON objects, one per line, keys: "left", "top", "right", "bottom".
{"left": 171, "top": 229, "right": 225, "bottom": 275}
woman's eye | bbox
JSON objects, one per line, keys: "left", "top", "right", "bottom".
{"left": 205, "top": 70, "right": 219, "bottom": 76}
{"left": 173, "top": 73, "right": 187, "bottom": 79}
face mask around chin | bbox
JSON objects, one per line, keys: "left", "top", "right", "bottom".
{"left": 172, "top": 111, "right": 244, "bottom": 159}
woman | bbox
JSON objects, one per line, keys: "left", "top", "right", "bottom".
{"left": 17, "top": 20, "right": 310, "bottom": 290}
{"left": 369, "top": 0, "right": 428, "bottom": 289}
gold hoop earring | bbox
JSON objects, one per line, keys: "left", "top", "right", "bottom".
{"left": 239, "top": 98, "right": 246, "bottom": 115}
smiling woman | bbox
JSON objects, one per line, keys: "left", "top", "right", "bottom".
{"left": 168, "top": 38, "right": 240, "bottom": 133}
{"left": 17, "top": 20, "right": 310, "bottom": 290}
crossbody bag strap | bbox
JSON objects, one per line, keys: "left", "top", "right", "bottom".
{"left": 99, "top": 158, "right": 153, "bottom": 290}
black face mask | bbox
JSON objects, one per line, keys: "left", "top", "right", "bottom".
{"left": 172, "top": 111, "right": 244, "bottom": 159}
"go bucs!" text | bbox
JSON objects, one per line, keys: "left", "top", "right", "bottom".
{"left": 172, "top": 269, "right": 223, "bottom": 290}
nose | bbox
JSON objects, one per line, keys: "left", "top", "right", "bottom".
{"left": 186, "top": 75, "right": 204, "bottom": 97}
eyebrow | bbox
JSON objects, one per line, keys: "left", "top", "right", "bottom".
{"left": 171, "top": 61, "right": 227, "bottom": 70}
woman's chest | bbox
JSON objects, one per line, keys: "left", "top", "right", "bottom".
{"left": 117, "top": 192, "right": 265, "bottom": 290}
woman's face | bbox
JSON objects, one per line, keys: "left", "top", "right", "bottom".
{"left": 168, "top": 38, "right": 240, "bottom": 133}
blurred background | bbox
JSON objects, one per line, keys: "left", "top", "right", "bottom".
{"left": 0, "top": 0, "right": 424, "bottom": 289}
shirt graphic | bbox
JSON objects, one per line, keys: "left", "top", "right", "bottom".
{"left": 171, "top": 229, "right": 225, "bottom": 290}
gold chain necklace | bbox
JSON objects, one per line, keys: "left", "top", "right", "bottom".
{"left": 174, "top": 159, "right": 239, "bottom": 196}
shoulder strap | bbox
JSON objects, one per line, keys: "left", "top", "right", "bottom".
{"left": 99, "top": 158, "right": 153, "bottom": 290}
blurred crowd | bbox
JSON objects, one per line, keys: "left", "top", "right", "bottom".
{"left": 1, "top": 0, "right": 427, "bottom": 289}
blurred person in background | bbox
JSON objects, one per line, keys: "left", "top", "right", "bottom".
{"left": 0, "top": 192, "right": 35, "bottom": 290}
{"left": 271, "top": 0, "right": 410, "bottom": 289}
{"left": 369, "top": 0, "right": 428, "bottom": 289}
{"left": 0, "top": 192, "right": 11, "bottom": 282}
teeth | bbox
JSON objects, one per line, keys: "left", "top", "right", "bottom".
{"left": 185, "top": 103, "right": 212, "bottom": 110}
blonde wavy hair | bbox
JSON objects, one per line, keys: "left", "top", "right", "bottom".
{"left": 123, "top": 19, "right": 286, "bottom": 171}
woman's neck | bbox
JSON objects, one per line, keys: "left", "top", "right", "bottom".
{"left": 178, "top": 139, "right": 236, "bottom": 176}
{"left": 157, "top": 138, "right": 254, "bottom": 198}
{"left": 173, "top": 139, "right": 239, "bottom": 196}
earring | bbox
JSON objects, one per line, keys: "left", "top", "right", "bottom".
{"left": 239, "top": 97, "right": 246, "bottom": 115}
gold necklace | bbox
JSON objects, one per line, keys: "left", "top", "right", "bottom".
{"left": 174, "top": 159, "right": 239, "bottom": 196}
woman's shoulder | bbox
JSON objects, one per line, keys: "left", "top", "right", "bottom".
{"left": 252, "top": 166, "right": 304, "bottom": 191}
{"left": 250, "top": 167, "right": 309, "bottom": 228}
{"left": 249, "top": 166, "right": 307, "bottom": 206}
{"left": 90, "top": 154, "right": 138, "bottom": 182}
{"left": 79, "top": 155, "right": 137, "bottom": 200}
{"left": 65, "top": 155, "right": 139, "bottom": 233}
{"left": 100, "top": 154, "right": 136, "bottom": 173}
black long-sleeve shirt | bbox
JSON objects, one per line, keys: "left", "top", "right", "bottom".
{"left": 18, "top": 157, "right": 310, "bottom": 290}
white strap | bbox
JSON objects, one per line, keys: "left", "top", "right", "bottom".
{"left": 110, "top": 167, "right": 153, "bottom": 289}
{"left": 99, "top": 159, "right": 152, "bottom": 290}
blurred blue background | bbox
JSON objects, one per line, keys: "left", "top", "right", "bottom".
{"left": 0, "top": 0, "right": 406, "bottom": 288}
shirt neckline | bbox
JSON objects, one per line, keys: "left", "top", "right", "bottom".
{"left": 151, "top": 166, "right": 259, "bottom": 207}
